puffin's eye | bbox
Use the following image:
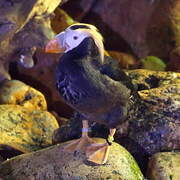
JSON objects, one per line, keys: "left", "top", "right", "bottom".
{"left": 73, "top": 36, "right": 78, "bottom": 40}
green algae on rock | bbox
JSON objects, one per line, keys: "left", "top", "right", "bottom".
{"left": 141, "top": 56, "right": 166, "bottom": 71}
{"left": 0, "top": 138, "right": 144, "bottom": 180}
{"left": 0, "top": 105, "right": 59, "bottom": 153}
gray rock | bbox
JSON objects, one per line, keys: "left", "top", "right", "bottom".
{"left": 0, "top": 138, "right": 144, "bottom": 180}
{"left": 121, "top": 69, "right": 180, "bottom": 170}
{"left": 147, "top": 152, "right": 180, "bottom": 180}
{"left": 0, "top": 0, "right": 61, "bottom": 72}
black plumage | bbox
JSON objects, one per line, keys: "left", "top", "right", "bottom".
{"left": 55, "top": 37, "right": 135, "bottom": 128}
{"left": 45, "top": 23, "right": 139, "bottom": 164}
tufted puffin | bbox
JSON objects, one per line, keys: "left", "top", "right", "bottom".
{"left": 45, "top": 23, "right": 137, "bottom": 165}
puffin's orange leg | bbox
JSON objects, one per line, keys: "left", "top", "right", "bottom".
{"left": 64, "top": 120, "right": 95, "bottom": 153}
{"left": 86, "top": 128, "right": 116, "bottom": 165}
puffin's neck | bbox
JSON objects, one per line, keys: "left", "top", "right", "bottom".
{"left": 66, "top": 37, "right": 100, "bottom": 61}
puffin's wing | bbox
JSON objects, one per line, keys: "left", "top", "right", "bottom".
{"left": 99, "top": 55, "right": 137, "bottom": 92}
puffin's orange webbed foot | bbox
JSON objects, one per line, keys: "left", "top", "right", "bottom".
{"left": 64, "top": 135, "right": 95, "bottom": 153}
{"left": 86, "top": 143, "right": 110, "bottom": 165}
{"left": 86, "top": 128, "right": 116, "bottom": 165}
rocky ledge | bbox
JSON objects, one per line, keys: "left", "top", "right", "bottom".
{"left": 0, "top": 138, "right": 144, "bottom": 180}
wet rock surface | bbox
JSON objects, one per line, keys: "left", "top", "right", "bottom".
{"left": 147, "top": 152, "right": 180, "bottom": 180}
{"left": 0, "top": 138, "right": 144, "bottom": 180}
{"left": 0, "top": 80, "right": 47, "bottom": 110}
{"left": 0, "top": 104, "right": 59, "bottom": 153}
{"left": 122, "top": 70, "right": 180, "bottom": 171}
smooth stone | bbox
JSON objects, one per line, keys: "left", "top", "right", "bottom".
{"left": 0, "top": 138, "right": 144, "bottom": 180}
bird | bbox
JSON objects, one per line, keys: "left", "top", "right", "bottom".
{"left": 45, "top": 23, "right": 137, "bottom": 165}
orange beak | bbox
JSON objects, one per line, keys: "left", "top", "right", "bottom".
{"left": 45, "top": 38, "right": 65, "bottom": 53}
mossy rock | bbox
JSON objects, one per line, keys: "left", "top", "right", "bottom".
{"left": 141, "top": 56, "right": 166, "bottom": 71}
{"left": 0, "top": 104, "right": 59, "bottom": 153}
{"left": 0, "top": 138, "right": 144, "bottom": 180}
{"left": 0, "top": 80, "right": 47, "bottom": 110}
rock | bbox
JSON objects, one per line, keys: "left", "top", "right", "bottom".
{"left": 168, "top": 47, "right": 180, "bottom": 72}
{"left": 118, "top": 70, "right": 180, "bottom": 171}
{"left": 0, "top": 80, "right": 47, "bottom": 111}
{"left": 51, "top": 8, "right": 76, "bottom": 34}
{"left": 62, "top": 0, "right": 180, "bottom": 60}
{"left": 0, "top": 62, "right": 11, "bottom": 83}
{"left": 141, "top": 56, "right": 167, "bottom": 71}
{"left": 0, "top": 104, "right": 59, "bottom": 153}
{"left": 147, "top": 152, "right": 180, "bottom": 180}
{"left": 171, "top": 1, "right": 180, "bottom": 47}
{"left": 108, "top": 51, "right": 139, "bottom": 69}
{"left": 61, "top": 0, "right": 95, "bottom": 22}
{"left": 0, "top": 0, "right": 62, "bottom": 86}
{"left": 10, "top": 15, "right": 55, "bottom": 68}
{"left": 0, "top": 0, "right": 61, "bottom": 59}
{"left": 0, "top": 138, "right": 144, "bottom": 180}
{"left": 0, "top": 155, "right": 4, "bottom": 164}
{"left": 0, "top": 145, "right": 22, "bottom": 163}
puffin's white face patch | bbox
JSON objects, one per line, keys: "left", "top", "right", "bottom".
{"left": 64, "top": 29, "right": 89, "bottom": 53}
{"left": 57, "top": 23, "right": 105, "bottom": 63}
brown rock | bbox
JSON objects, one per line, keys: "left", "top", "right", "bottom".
{"left": 0, "top": 104, "right": 59, "bottom": 153}
{"left": 51, "top": 8, "right": 76, "bottom": 34}
{"left": 168, "top": 47, "right": 180, "bottom": 72}
{"left": 0, "top": 0, "right": 61, "bottom": 60}
{"left": 108, "top": 51, "right": 139, "bottom": 69}
{"left": 62, "top": 0, "right": 180, "bottom": 60}
{"left": 147, "top": 152, "right": 180, "bottom": 180}
{"left": 0, "top": 80, "right": 47, "bottom": 111}
{"left": 0, "top": 138, "right": 144, "bottom": 180}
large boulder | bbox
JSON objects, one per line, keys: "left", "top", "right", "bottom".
{"left": 122, "top": 69, "right": 180, "bottom": 170}
{"left": 62, "top": 0, "right": 180, "bottom": 61}
{"left": 0, "top": 104, "right": 59, "bottom": 153}
{"left": 0, "top": 138, "right": 144, "bottom": 180}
